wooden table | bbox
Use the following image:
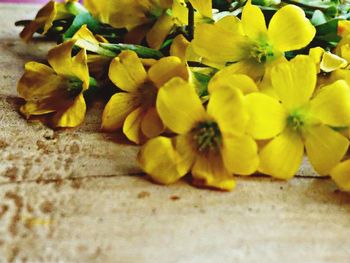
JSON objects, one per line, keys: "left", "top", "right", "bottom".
{"left": 0, "top": 4, "right": 349, "bottom": 263}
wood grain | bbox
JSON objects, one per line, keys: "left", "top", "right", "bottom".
{"left": 0, "top": 4, "right": 349, "bottom": 263}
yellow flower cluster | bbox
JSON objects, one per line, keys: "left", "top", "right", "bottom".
{"left": 16, "top": 0, "right": 350, "bottom": 191}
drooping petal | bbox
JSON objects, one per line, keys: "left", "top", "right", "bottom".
{"left": 309, "top": 80, "right": 350, "bottom": 127}
{"left": 174, "top": 134, "right": 196, "bottom": 176}
{"left": 304, "top": 125, "right": 349, "bottom": 176}
{"left": 191, "top": 16, "right": 251, "bottom": 65}
{"left": 192, "top": 154, "right": 236, "bottom": 191}
{"left": 189, "top": 0, "right": 212, "bottom": 18}
{"left": 208, "top": 72, "right": 258, "bottom": 95}
{"left": 271, "top": 55, "right": 316, "bottom": 110}
{"left": 102, "top": 93, "right": 139, "bottom": 132}
{"left": 140, "top": 107, "right": 165, "bottom": 139}
{"left": 20, "top": 101, "right": 56, "bottom": 118}
{"left": 146, "top": 13, "right": 174, "bottom": 50}
{"left": 221, "top": 134, "right": 259, "bottom": 175}
{"left": 245, "top": 92, "right": 287, "bottom": 139}
{"left": 157, "top": 77, "right": 207, "bottom": 134}
{"left": 20, "top": 0, "right": 57, "bottom": 41}
{"left": 17, "top": 62, "right": 62, "bottom": 100}
{"left": 108, "top": 51, "right": 147, "bottom": 92}
{"left": 207, "top": 86, "right": 248, "bottom": 136}
{"left": 53, "top": 93, "right": 86, "bottom": 128}
{"left": 268, "top": 5, "right": 316, "bottom": 52}
{"left": 123, "top": 107, "right": 146, "bottom": 144}
{"left": 138, "top": 136, "right": 185, "bottom": 185}
{"left": 148, "top": 56, "right": 189, "bottom": 88}
{"left": 330, "top": 160, "right": 350, "bottom": 191}
{"left": 241, "top": 0, "right": 267, "bottom": 40}
{"left": 259, "top": 129, "right": 304, "bottom": 179}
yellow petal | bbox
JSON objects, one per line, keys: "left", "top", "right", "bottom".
{"left": 320, "top": 52, "right": 348, "bottom": 73}
{"left": 191, "top": 16, "right": 250, "bottom": 65}
{"left": 309, "top": 47, "right": 325, "bottom": 73}
{"left": 48, "top": 40, "right": 76, "bottom": 76}
{"left": 245, "top": 92, "right": 287, "bottom": 139}
{"left": 108, "top": 51, "right": 147, "bottom": 92}
{"left": 189, "top": 0, "right": 212, "bottom": 18}
{"left": 84, "top": 0, "right": 150, "bottom": 29}
{"left": 259, "top": 129, "right": 304, "bottom": 179}
{"left": 148, "top": 56, "right": 189, "bottom": 88}
{"left": 71, "top": 48, "right": 90, "bottom": 89}
{"left": 339, "top": 44, "right": 350, "bottom": 62}
{"left": 72, "top": 24, "right": 100, "bottom": 46}
{"left": 123, "top": 107, "right": 146, "bottom": 144}
{"left": 138, "top": 136, "right": 185, "bottom": 185}
{"left": 146, "top": 13, "right": 174, "bottom": 50}
{"left": 207, "top": 86, "right": 248, "bottom": 136}
{"left": 221, "top": 134, "right": 259, "bottom": 175}
{"left": 53, "top": 93, "right": 86, "bottom": 128}
{"left": 192, "top": 154, "right": 236, "bottom": 191}
{"left": 170, "top": 34, "right": 190, "bottom": 63}
{"left": 156, "top": 77, "right": 207, "bottom": 134}
{"left": 174, "top": 134, "right": 196, "bottom": 176}
{"left": 310, "top": 80, "right": 350, "bottom": 127}
{"left": 271, "top": 55, "right": 316, "bottom": 110}
{"left": 208, "top": 72, "right": 258, "bottom": 95}
{"left": 141, "top": 107, "right": 165, "bottom": 138}
{"left": 47, "top": 40, "right": 89, "bottom": 85}
{"left": 172, "top": 0, "right": 188, "bottom": 24}
{"left": 17, "top": 62, "right": 61, "bottom": 100}
{"left": 330, "top": 160, "right": 350, "bottom": 191}
{"left": 268, "top": 5, "right": 316, "bottom": 52}
{"left": 20, "top": 102, "right": 56, "bottom": 118}
{"left": 304, "top": 125, "right": 349, "bottom": 176}
{"left": 242, "top": 0, "right": 267, "bottom": 40}
{"left": 102, "top": 93, "right": 139, "bottom": 132}
{"left": 218, "top": 59, "right": 266, "bottom": 82}
{"left": 20, "top": 0, "right": 57, "bottom": 41}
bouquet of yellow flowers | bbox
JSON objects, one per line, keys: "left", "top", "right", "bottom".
{"left": 15, "top": 0, "right": 350, "bottom": 191}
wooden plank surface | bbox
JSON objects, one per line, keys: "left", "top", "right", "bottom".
{"left": 0, "top": 4, "right": 349, "bottom": 263}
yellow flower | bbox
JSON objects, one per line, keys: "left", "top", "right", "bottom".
{"left": 330, "top": 160, "right": 350, "bottom": 191}
{"left": 17, "top": 40, "right": 89, "bottom": 128}
{"left": 245, "top": 56, "right": 350, "bottom": 179}
{"left": 191, "top": 0, "right": 315, "bottom": 81}
{"left": 102, "top": 51, "right": 189, "bottom": 144}
{"left": 83, "top": 0, "right": 212, "bottom": 49}
{"left": 20, "top": 0, "right": 76, "bottom": 42}
{"left": 138, "top": 78, "right": 259, "bottom": 191}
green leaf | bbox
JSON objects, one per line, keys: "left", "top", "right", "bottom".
{"left": 63, "top": 12, "right": 100, "bottom": 39}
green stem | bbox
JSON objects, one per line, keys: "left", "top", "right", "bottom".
{"left": 281, "top": 0, "right": 329, "bottom": 11}
{"left": 100, "top": 43, "right": 164, "bottom": 59}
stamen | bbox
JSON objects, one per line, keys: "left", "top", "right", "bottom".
{"left": 251, "top": 42, "right": 275, "bottom": 63}
{"left": 287, "top": 110, "right": 306, "bottom": 132}
{"left": 192, "top": 121, "right": 222, "bottom": 152}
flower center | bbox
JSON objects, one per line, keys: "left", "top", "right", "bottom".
{"left": 251, "top": 42, "right": 275, "bottom": 63}
{"left": 66, "top": 77, "right": 83, "bottom": 97}
{"left": 287, "top": 110, "right": 306, "bottom": 132}
{"left": 192, "top": 121, "right": 222, "bottom": 153}
{"left": 138, "top": 82, "right": 158, "bottom": 108}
